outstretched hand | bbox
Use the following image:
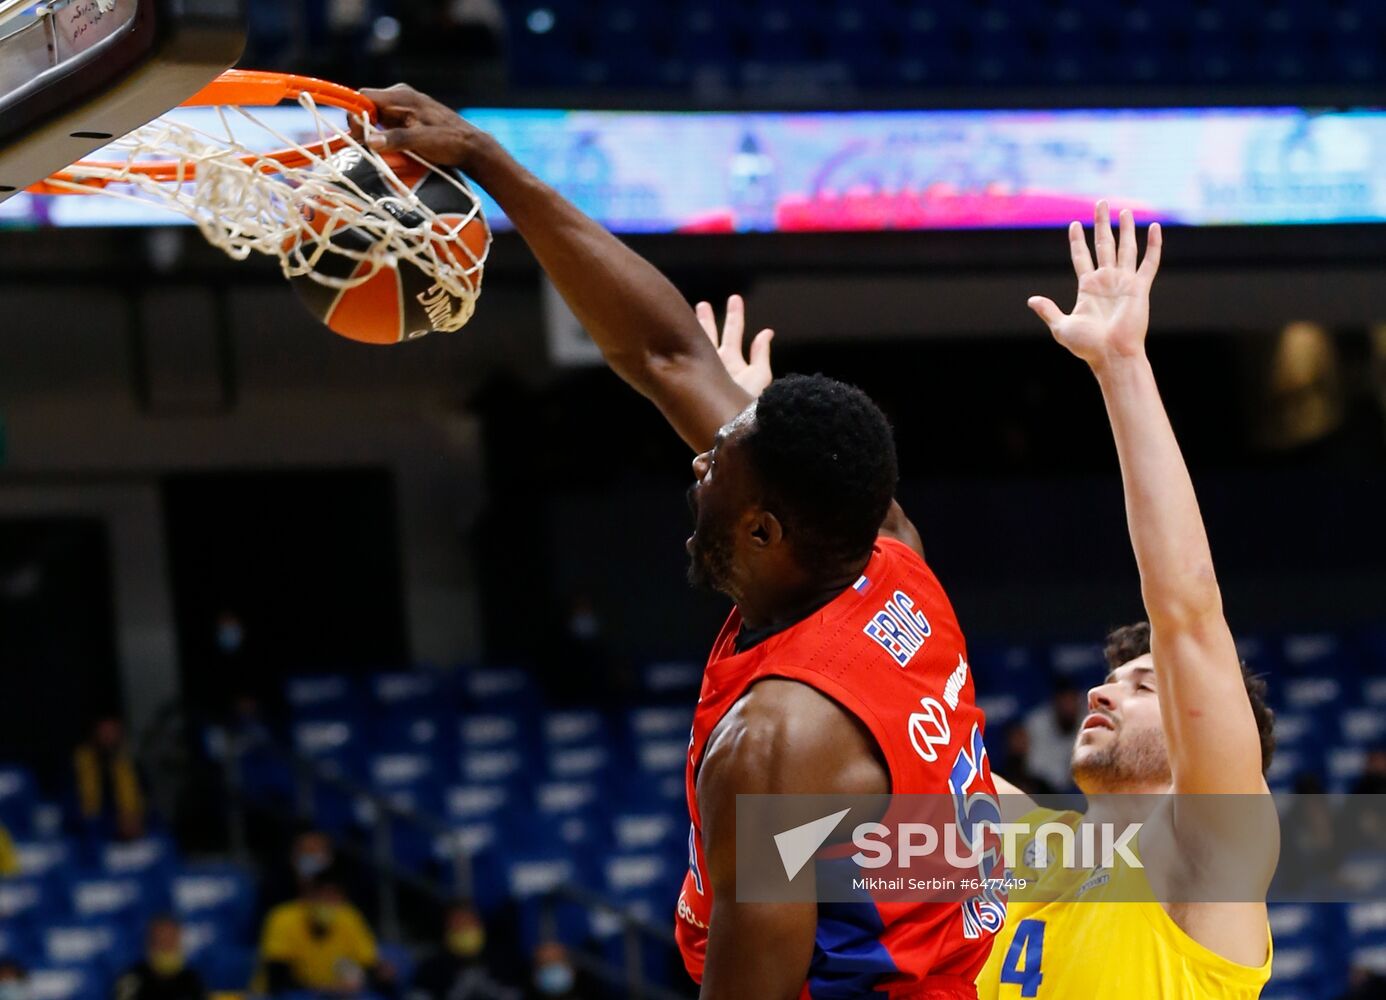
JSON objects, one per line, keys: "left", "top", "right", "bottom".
{"left": 696, "top": 294, "right": 775, "bottom": 398}
{"left": 1028, "top": 201, "right": 1162, "bottom": 369}
{"left": 356, "top": 83, "right": 494, "bottom": 172}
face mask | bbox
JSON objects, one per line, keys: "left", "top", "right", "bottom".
{"left": 149, "top": 951, "right": 185, "bottom": 977}
{"left": 216, "top": 622, "right": 244, "bottom": 653}
{"left": 295, "top": 853, "right": 330, "bottom": 880}
{"left": 0, "top": 982, "right": 29, "bottom": 1000}
{"left": 447, "top": 927, "right": 485, "bottom": 958}
{"left": 534, "top": 963, "right": 575, "bottom": 996}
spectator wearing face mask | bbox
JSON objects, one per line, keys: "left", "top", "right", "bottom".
{"left": 0, "top": 960, "right": 28, "bottom": 1000}
{"left": 115, "top": 916, "right": 207, "bottom": 1000}
{"left": 255, "top": 872, "right": 393, "bottom": 996}
{"left": 524, "top": 944, "right": 591, "bottom": 1000}
{"left": 412, "top": 902, "right": 518, "bottom": 1000}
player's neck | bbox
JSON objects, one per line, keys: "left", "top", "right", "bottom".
{"left": 1080, "top": 781, "right": 1170, "bottom": 827}
{"left": 735, "top": 559, "right": 868, "bottom": 632}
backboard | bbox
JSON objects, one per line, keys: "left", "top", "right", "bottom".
{"left": 0, "top": 0, "right": 245, "bottom": 202}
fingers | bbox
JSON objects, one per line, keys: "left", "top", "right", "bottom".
{"left": 721, "top": 295, "right": 746, "bottom": 356}
{"left": 695, "top": 301, "right": 719, "bottom": 345}
{"left": 360, "top": 84, "right": 421, "bottom": 110}
{"left": 1027, "top": 296, "right": 1065, "bottom": 330}
{"left": 367, "top": 127, "right": 425, "bottom": 153}
{"left": 748, "top": 329, "right": 774, "bottom": 371}
{"left": 1068, "top": 220, "right": 1094, "bottom": 277}
{"left": 1117, "top": 207, "right": 1137, "bottom": 271}
{"left": 1138, "top": 222, "right": 1163, "bottom": 284}
{"left": 1093, "top": 200, "right": 1116, "bottom": 269}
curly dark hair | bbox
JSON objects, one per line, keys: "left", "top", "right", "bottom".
{"left": 741, "top": 373, "right": 899, "bottom": 578}
{"left": 1104, "top": 621, "right": 1276, "bottom": 775}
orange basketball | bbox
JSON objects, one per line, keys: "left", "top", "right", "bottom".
{"left": 288, "top": 150, "right": 489, "bottom": 345}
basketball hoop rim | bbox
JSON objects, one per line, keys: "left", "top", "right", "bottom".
{"left": 27, "top": 69, "right": 378, "bottom": 193}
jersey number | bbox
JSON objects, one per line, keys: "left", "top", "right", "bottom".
{"left": 999, "top": 919, "right": 1045, "bottom": 997}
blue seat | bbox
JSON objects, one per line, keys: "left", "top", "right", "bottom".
{"left": 374, "top": 715, "right": 449, "bottom": 756}
{"left": 604, "top": 853, "right": 677, "bottom": 900}
{"left": 1280, "top": 676, "right": 1344, "bottom": 717}
{"left": 1325, "top": 746, "right": 1367, "bottom": 793}
{"left": 285, "top": 674, "right": 359, "bottom": 719}
{"left": 460, "top": 666, "right": 537, "bottom": 709}
{"left": 1341, "top": 708, "right": 1386, "bottom": 747}
{"left": 547, "top": 745, "right": 614, "bottom": 783}
{"left": 292, "top": 718, "right": 363, "bottom": 769}
{"left": 1358, "top": 671, "right": 1386, "bottom": 709}
{"left": 42, "top": 922, "right": 136, "bottom": 977}
{"left": 626, "top": 707, "right": 692, "bottom": 743}
{"left": 611, "top": 812, "right": 681, "bottom": 853}
{"left": 542, "top": 710, "right": 606, "bottom": 748}
{"left": 457, "top": 747, "right": 529, "bottom": 787}
{"left": 0, "top": 876, "right": 53, "bottom": 929}
{"left": 1046, "top": 641, "right": 1106, "bottom": 681}
{"left": 457, "top": 711, "right": 530, "bottom": 753}
{"left": 171, "top": 863, "right": 257, "bottom": 936}
{"left": 0, "top": 765, "right": 38, "bottom": 836}
{"left": 533, "top": 781, "right": 605, "bottom": 850}
{"left": 26, "top": 965, "right": 101, "bottom": 1000}
{"left": 13, "top": 839, "right": 75, "bottom": 883}
{"left": 1265, "top": 747, "right": 1323, "bottom": 793}
{"left": 368, "top": 753, "right": 443, "bottom": 814}
{"left": 443, "top": 784, "right": 514, "bottom": 824}
{"left": 1282, "top": 633, "right": 1353, "bottom": 677}
{"left": 633, "top": 737, "right": 685, "bottom": 777}
{"left": 69, "top": 874, "right": 150, "bottom": 923}
{"left": 101, "top": 837, "right": 175, "bottom": 881}
{"left": 638, "top": 661, "right": 702, "bottom": 699}
{"left": 370, "top": 672, "right": 442, "bottom": 715}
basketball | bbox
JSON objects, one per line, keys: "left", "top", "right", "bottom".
{"left": 287, "top": 149, "right": 489, "bottom": 345}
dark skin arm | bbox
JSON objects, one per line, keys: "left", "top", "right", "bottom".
{"left": 361, "top": 85, "right": 924, "bottom": 557}
{"left": 696, "top": 679, "right": 889, "bottom": 999}
{"left": 361, "top": 85, "right": 749, "bottom": 454}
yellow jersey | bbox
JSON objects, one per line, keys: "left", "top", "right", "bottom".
{"left": 977, "top": 809, "right": 1272, "bottom": 1000}
{"left": 255, "top": 899, "right": 379, "bottom": 992}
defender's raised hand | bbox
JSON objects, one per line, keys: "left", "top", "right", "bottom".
{"left": 696, "top": 295, "right": 775, "bottom": 398}
{"left": 1028, "top": 200, "right": 1162, "bottom": 368}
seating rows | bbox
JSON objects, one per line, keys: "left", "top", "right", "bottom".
{"left": 0, "top": 819, "right": 257, "bottom": 1000}
{"left": 235, "top": 0, "right": 1386, "bottom": 95}
{"left": 500, "top": 0, "right": 1386, "bottom": 91}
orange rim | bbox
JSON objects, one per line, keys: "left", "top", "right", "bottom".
{"left": 29, "top": 70, "right": 378, "bottom": 194}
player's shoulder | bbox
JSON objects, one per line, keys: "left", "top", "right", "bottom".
{"left": 700, "top": 678, "right": 887, "bottom": 798}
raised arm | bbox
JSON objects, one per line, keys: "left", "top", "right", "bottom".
{"left": 361, "top": 84, "right": 758, "bottom": 453}
{"left": 1027, "top": 203, "right": 1265, "bottom": 797}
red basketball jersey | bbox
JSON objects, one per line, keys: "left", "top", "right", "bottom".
{"left": 675, "top": 536, "right": 1001, "bottom": 999}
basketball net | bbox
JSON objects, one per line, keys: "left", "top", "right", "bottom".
{"left": 32, "top": 73, "right": 491, "bottom": 333}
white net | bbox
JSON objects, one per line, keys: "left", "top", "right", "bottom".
{"left": 42, "top": 89, "right": 491, "bottom": 332}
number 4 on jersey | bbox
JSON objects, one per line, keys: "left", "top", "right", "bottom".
{"left": 1000, "top": 919, "right": 1045, "bottom": 997}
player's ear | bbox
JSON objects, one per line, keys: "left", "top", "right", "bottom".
{"left": 747, "top": 509, "right": 783, "bottom": 548}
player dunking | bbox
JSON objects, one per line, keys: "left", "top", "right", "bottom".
{"left": 974, "top": 204, "right": 1277, "bottom": 997}
{"left": 364, "top": 85, "right": 1001, "bottom": 998}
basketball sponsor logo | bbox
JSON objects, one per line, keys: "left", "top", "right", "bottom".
{"left": 908, "top": 697, "right": 950, "bottom": 763}
{"left": 418, "top": 282, "right": 462, "bottom": 332}
{"left": 943, "top": 654, "right": 969, "bottom": 710}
